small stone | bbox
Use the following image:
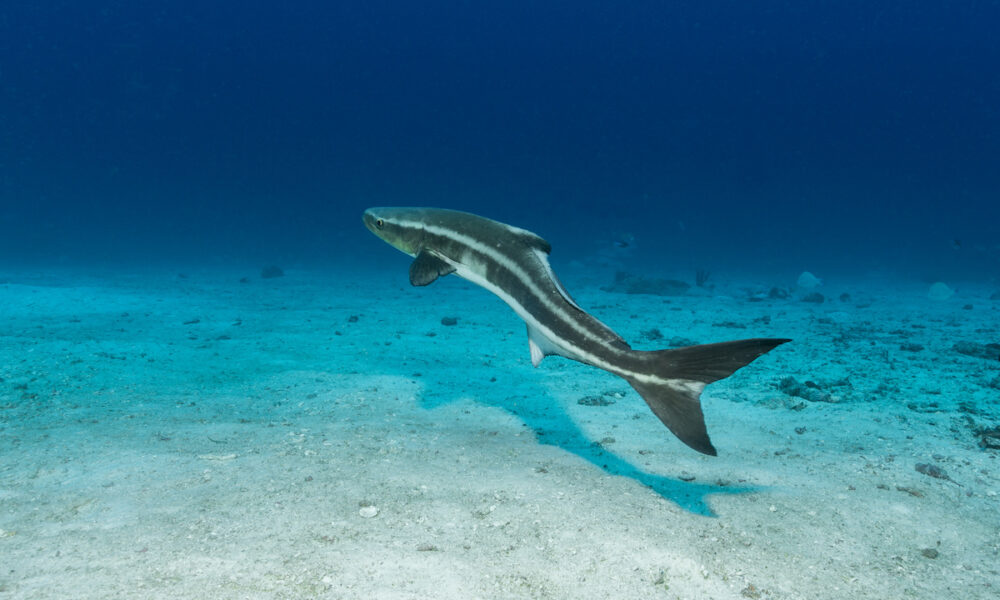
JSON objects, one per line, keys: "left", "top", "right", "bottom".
{"left": 742, "top": 584, "right": 762, "bottom": 599}
{"left": 261, "top": 265, "right": 284, "bottom": 279}
{"left": 359, "top": 505, "right": 379, "bottom": 518}
{"left": 440, "top": 316, "right": 458, "bottom": 326}
{"left": 915, "top": 463, "right": 952, "bottom": 482}
{"left": 797, "top": 271, "right": 822, "bottom": 289}
{"left": 641, "top": 328, "right": 664, "bottom": 341}
{"left": 977, "top": 425, "right": 1000, "bottom": 449}
{"left": 578, "top": 395, "right": 615, "bottom": 406}
{"left": 777, "top": 376, "right": 834, "bottom": 403}
{"left": 927, "top": 282, "right": 953, "bottom": 301}
{"left": 953, "top": 341, "right": 1000, "bottom": 361}
{"left": 921, "top": 548, "right": 939, "bottom": 559}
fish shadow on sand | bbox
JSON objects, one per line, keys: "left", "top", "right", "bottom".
{"left": 418, "top": 383, "right": 759, "bottom": 517}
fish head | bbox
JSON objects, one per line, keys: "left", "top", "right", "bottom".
{"left": 363, "top": 207, "right": 426, "bottom": 256}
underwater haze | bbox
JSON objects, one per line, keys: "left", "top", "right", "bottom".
{"left": 3, "top": 3, "right": 1000, "bottom": 600}
{"left": 1, "top": 1, "right": 998, "bottom": 278}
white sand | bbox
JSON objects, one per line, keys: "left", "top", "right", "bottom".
{"left": 1, "top": 267, "right": 998, "bottom": 599}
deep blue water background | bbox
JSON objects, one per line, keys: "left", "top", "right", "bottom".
{"left": 2, "top": 1, "right": 998, "bottom": 281}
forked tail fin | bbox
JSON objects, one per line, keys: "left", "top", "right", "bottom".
{"left": 627, "top": 338, "right": 790, "bottom": 456}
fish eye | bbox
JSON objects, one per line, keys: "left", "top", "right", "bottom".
{"left": 376, "top": 219, "right": 384, "bottom": 229}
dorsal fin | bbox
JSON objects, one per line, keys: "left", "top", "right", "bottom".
{"left": 525, "top": 233, "right": 552, "bottom": 254}
{"left": 504, "top": 224, "right": 551, "bottom": 254}
{"left": 530, "top": 247, "right": 631, "bottom": 350}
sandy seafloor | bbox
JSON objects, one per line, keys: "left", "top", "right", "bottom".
{"left": 1, "top": 264, "right": 998, "bottom": 600}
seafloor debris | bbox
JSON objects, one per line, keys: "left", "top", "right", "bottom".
{"left": 797, "top": 271, "right": 822, "bottom": 289}
{"left": 602, "top": 271, "right": 691, "bottom": 296}
{"left": 747, "top": 286, "right": 791, "bottom": 302}
{"left": 640, "top": 327, "right": 664, "bottom": 341}
{"left": 927, "top": 281, "right": 954, "bottom": 301}
{"left": 776, "top": 376, "right": 843, "bottom": 403}
{"left": 440, "top": 316, "right": 459, "bottom": 326}
{"left": 915, "top": 462, "right": 959, "bottom": 485}
{"left": 578, "top": 395, "right": 613, "bottom": 406}
{"left": 577, "top": 390, "right": 624, "bottom": 406}
{"left": 895, "top": 485, "right": 923, "bottom": 497}
{"left": 261, "top": 265, "right": 284, "bottom": 279}
{"left": 953, "top": 341, "right": 1000, "bottom": 361}
{"left": 974, "top": 425, "right": 1000, "bottom": 450}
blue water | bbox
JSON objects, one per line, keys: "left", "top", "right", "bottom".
{"left": 2, "top": 1, "right": 997, "bottom": 279}
{"left": 3, "top": 5, "right": 1000, "bottom": 597}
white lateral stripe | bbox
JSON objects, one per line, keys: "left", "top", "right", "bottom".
{"left": 532, "top": 247, "right": 624, "bottom": 339}
{"left": 399, "top": 218, "right": 623, "bottom": 354}
{"left": 451, "top": 246, "right": 695, "bottom": 390}
{"left": 390, "top": 217, "right": 700, "bottom": 391}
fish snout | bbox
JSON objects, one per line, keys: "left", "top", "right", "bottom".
{"left": 361, "top": 207, "right": 425, "bottom": 256}
{"left": 362, "top": 208, "right": 384, "bottom": 236}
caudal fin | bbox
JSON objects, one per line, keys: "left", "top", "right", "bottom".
{"left": 627, "top": 338, "right": 790, "bottom": 456}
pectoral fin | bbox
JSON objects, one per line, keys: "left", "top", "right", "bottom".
{"left": 409, "top": 250, "right": 456, "bottom": 286}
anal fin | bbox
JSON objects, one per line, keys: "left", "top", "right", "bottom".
{"left": 526, "top": 323, "right": 563, "bottom": 367}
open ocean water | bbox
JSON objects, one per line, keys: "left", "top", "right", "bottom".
{"left": 2, "top": 2, "right": 999, "bottom": 599}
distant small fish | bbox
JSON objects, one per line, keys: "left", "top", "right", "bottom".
{"left": 612, "top": 234, "right": 634, "bottom": 249}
